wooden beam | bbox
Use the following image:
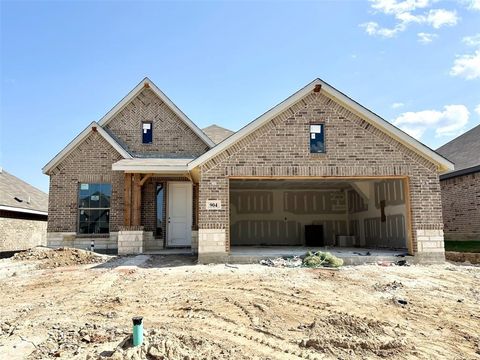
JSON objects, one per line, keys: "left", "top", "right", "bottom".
{"left": 139, "top": 173, "right": 153, "bottom": 186}
{"left": 124, "top": 173, "right": 132, "bottom": 226}
{"left": 132, "top": 174, "right": 142, "bottom": 226}
{"left": 403, "top": 177, "right": 414, "bottom": 255}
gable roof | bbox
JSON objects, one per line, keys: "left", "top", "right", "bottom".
{"left": 43, "top": 122, "right": 132, "bottom": 174}
{"left": 202, "top": 124, "right": 235, "bottom": 144}
{"left": 436, "top": 123, "right": 480, "bottom": 174}
{"left": 98, "top": 77, "right": 215, "bottom": 148}
{"left": 189, "top": 78, "right": 454, "bottom": 172}
{"left": 0, "top": 168, "right": 48, "bottom": 215}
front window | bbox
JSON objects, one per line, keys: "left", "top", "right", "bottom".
{"left": 78, "top": 183, "right": 112, "bottom": 234}
{"left": 310, "top": 124, "right": 325, "bottom": 153}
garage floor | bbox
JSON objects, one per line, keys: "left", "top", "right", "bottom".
{"left": 228, "top": 246, "right": 411, "bottom": 265}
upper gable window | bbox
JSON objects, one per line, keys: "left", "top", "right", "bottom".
{"left": 310, "top": 124, "right": 325, "bottom": 153}
{"left": 142, "top": 122, "right": 152, "bottom": 144}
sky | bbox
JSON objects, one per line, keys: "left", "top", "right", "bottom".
{"left": 1, "top": 0, "right": 479, "bottom": 193}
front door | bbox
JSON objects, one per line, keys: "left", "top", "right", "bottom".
{"left": 167, "top": 182, "right": 192, "bottom": 247}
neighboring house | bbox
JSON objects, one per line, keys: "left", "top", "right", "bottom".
{"left": 437, "top": 124, "right": 480, "bottom": 241}
{"left": 43, "top": 78, "right": 453, "bottom": 263}
{"left": 0, "top": 168, "right": 48, "bottom": 253}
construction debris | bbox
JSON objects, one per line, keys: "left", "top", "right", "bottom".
{"left": 260, "top": 256, "right": 303, "bottom": 268}
{"left": 303, "top": 251, "right": 344, "bottom": 268}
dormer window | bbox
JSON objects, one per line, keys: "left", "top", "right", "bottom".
{"left": 142, "top": 122, "right": 152, "bottom": 144}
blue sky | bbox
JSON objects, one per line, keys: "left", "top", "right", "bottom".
{"left": 1, "top": 0, "right": 479, "bottom": 192}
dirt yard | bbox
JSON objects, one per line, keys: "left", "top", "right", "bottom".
{"left": 0, "top": 248, "right": 479, "bottom": 359}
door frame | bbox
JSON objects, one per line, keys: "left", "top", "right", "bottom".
{"left": 166, "top": 181, "right": 193, "bottom": 247}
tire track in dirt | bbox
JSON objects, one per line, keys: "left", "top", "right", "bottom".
{"left": 156, "top": 311, "right": 321, "bottom": 360}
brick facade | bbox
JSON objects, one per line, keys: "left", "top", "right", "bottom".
{"left": 47, "top": 131, "right": 125, "bottom": 234}
{"left": 104, "top": 88, "right": 210, "bottom": 158}
{"left": 46, "top": 79, "right": 447, "bottom": 262}
{"left": 0, "top": 211, "right": 47, "bottom": 252}
{"left": 441, "top": 172, "right": 480, "bottom": 241}
{"left": 45, "top": 85, "right": 210, "bottom": 252}
{"left": 198, "top": 92, "right": 444, "bottom": 261}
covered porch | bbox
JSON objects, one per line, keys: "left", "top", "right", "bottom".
{"left": 112, "top": 158, "right": 198, "bottom": 255}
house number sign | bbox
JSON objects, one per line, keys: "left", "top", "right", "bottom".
{"left": 206, "top": 200, "right": 222, "bottom": 210}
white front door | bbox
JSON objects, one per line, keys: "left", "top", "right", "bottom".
{"left": 167, "top": 182, "right": 192, "bottom": 247}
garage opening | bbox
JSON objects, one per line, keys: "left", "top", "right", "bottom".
{"left": 229, "top": 178, "right": 410, "bottom": 252}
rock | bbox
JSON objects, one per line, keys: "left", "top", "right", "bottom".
{"left": 396, "top": 299, "right": 408, "bottom": 306}
{"left": 253, "top": 303, "right": 268, "bottom": 312}
{"left": 148, "top": 345, "right": 163, "bottom": 359}
{"left": 82, "top": 335, "right": 91, "bottom": 343}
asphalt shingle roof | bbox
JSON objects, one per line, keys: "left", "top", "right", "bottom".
{"left": 0, "top": 169, "right": 48, "bottom": 213}
{"left": 202, "top": 124, "right": 235, "bottom": 145}
{"left": 436, "top": 124, "right": 480, "bottom": 172}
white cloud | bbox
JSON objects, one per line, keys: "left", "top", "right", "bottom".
{"left": 450, "top": 50, "right": 480, "bottom": 79}
{"left": 360, "top": 21, "right": 406, "bottom": 38}
{"left": 465, "top": 0, "right": 480, "bottom": 11}
{"left": 361, "top": 0, "right": 459, "bottom": 38}
{"left": 393, "top": 105, "right": 470, "bottom": 138}
{"left": 417, "top": 32, "right": 438, "bottom": 43}
{"left": 463, "top": 34, "right": 480, "bottom": 47}
{"left": 370, "top": 0, "right": 431, "bottom": 15}
{"left": 426, "top": 9, "right": 459, "bottom": 28}
{"left": 475, "top": 104, "right": 480, "bottom": 116}
{"left": 392, "top": 102, "right": 405, "bottom": 109}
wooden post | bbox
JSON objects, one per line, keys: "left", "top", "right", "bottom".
{"left": 132, "top": 174, "right": 142, "bottom": 226}
{"left": 403, "top": 177, "right": 414, "bottom": 255}
{"left": 124, "top": 173, "right": 132, "bottom": 226}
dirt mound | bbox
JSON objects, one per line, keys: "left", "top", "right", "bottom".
{"left": 12, "top": 247, "right": 108, "bottom": 269}
{"left": 299, "top": 313, "right": 408, "bottom": 358}
{"left": 108, "top": 326, "right": 249, "bottom": 360}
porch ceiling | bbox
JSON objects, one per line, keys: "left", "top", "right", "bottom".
{"left": 112, "top": 158, "right": 193, "bottom": 173}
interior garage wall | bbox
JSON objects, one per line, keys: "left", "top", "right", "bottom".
{"left": 230, "top": 188, "right": 347, "bottom": 245}
{"left": 348, "top": 179, "right": 407, "bottom": 249}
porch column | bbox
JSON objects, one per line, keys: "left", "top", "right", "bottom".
{"left": 132, "top": 173, "right": 142, "bottom": 226}
{"left": 124, "top": 173, "right": 132, "bottom": 226}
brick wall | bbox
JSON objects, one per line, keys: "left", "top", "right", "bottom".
{"left": 47, "top": 131, "right": 124, "bottom": 234}
{"left": 104, "top": 88, "right": 210, "bottom": 158}
{"left": 198, "top": 92, "right": 444, "bottom": 259}
{"left": 0, "top": 213, "right": 47, "bottom": 252}
{"left": 441, "top": 171, "right": 480, "bottom": 240}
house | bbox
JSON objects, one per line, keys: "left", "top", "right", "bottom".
{"left": 0, "top": 168, "right": 48, "bottom": 253}
{"left": 43, "top": 78, "right": 453, "bottom": 263}
{"left": 437, "top": 124, "right": 480, "bottom": 241}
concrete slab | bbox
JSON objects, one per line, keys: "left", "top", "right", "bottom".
{"left": 228, "top": 246, "right": 411, "bottom": 265}
{"left": 143, "top": 248, "right": 192, "bottom": 255}
{"left": 116, "top": 255, "right": 150, "bottom": 269}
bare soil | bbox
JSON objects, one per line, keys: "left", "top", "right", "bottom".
{"left": 0, "top": 252, "right": 479, "bottom": 359}
{"left": 12, "top": 247, "right": 109, "bottom": 269}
